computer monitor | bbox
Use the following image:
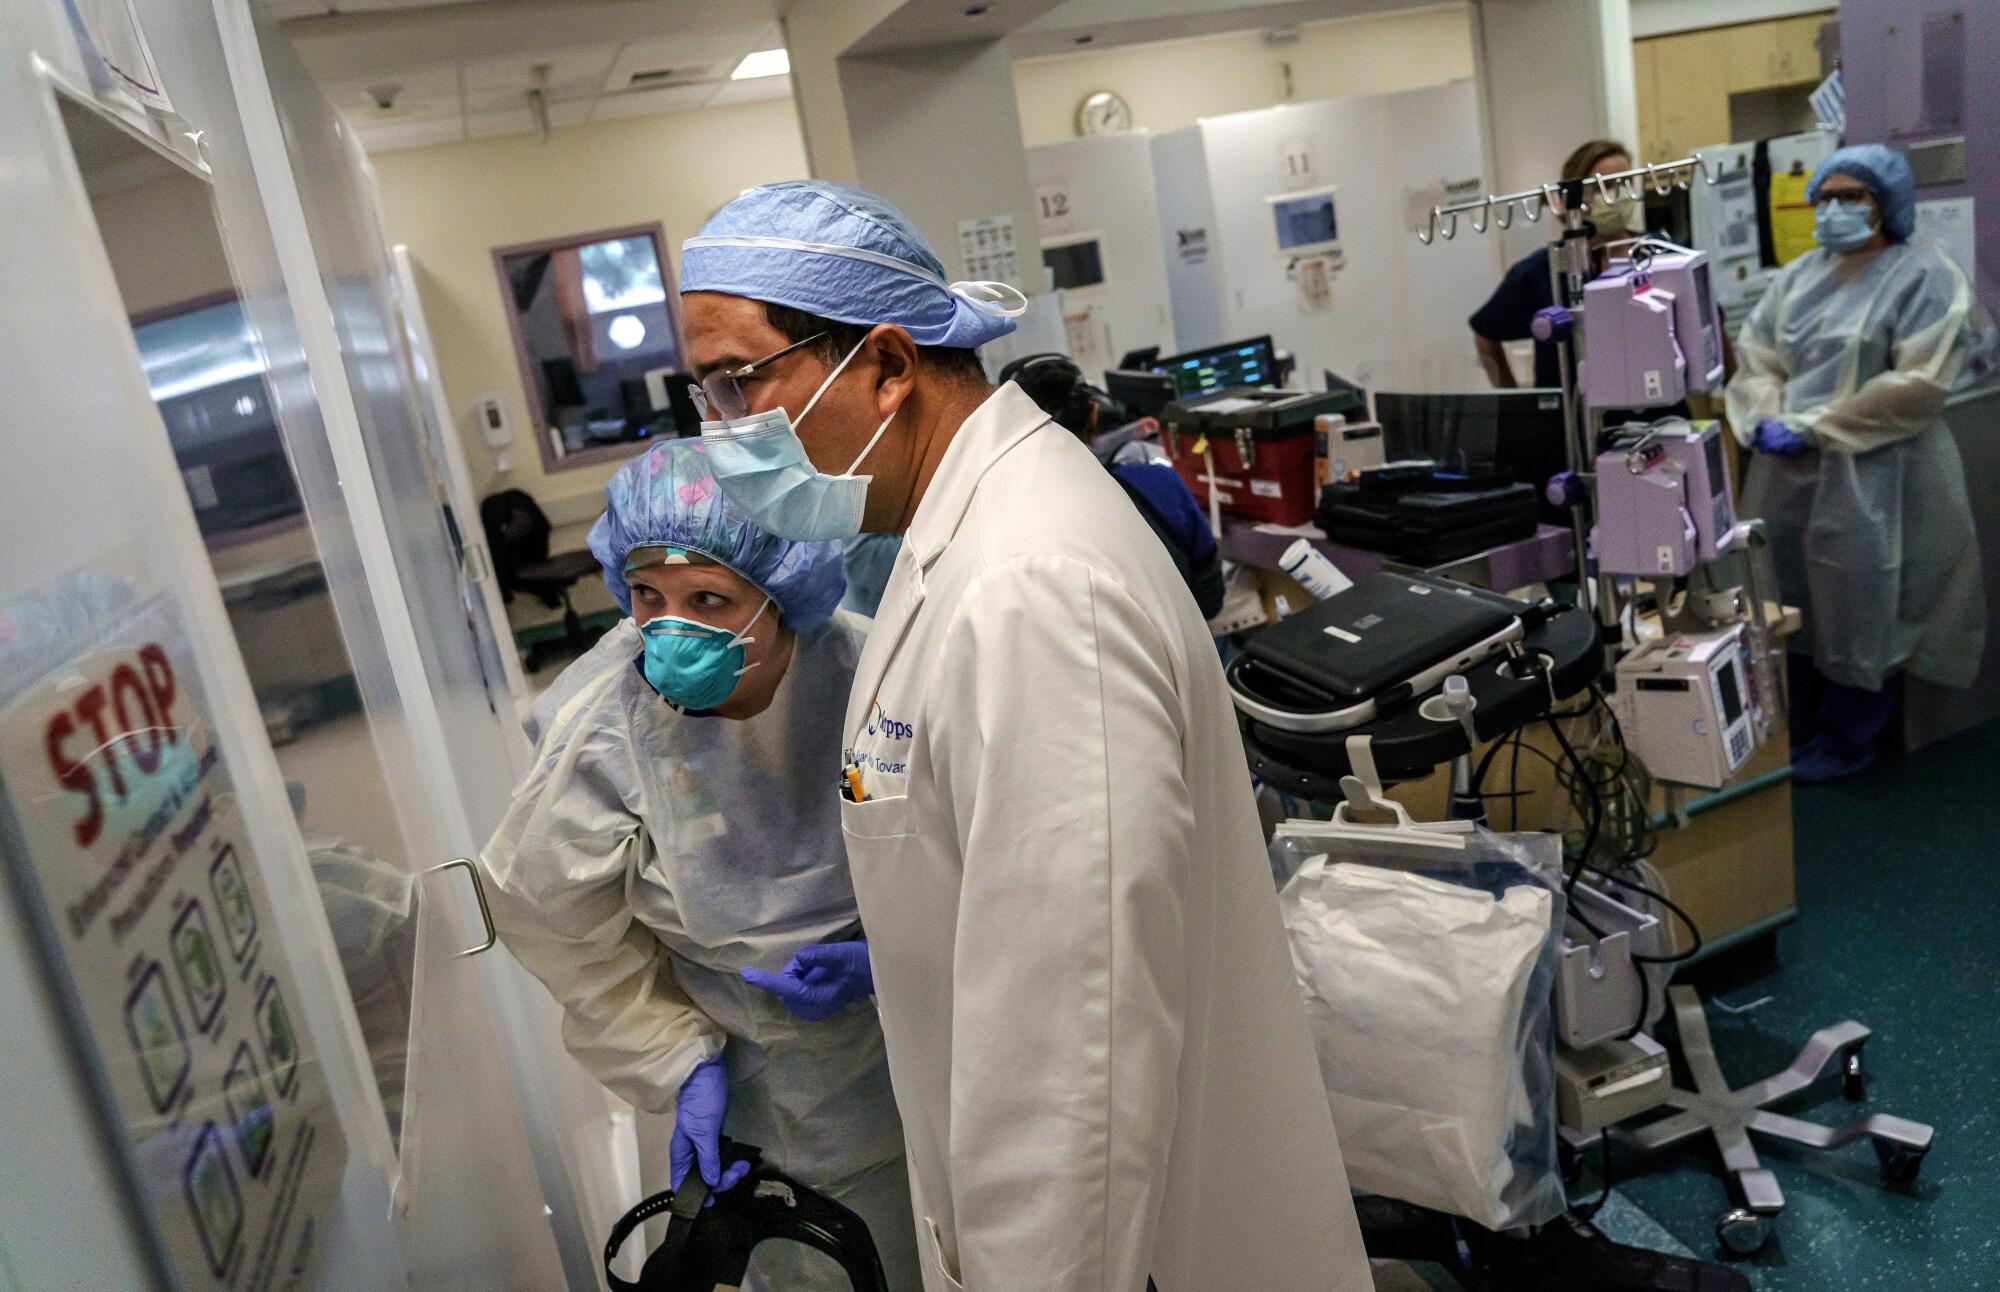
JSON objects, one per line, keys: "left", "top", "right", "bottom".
{"left": 542, "top": 357, "right": 587, "bottom": 409}
{"left": 1266, "top": 186, "right": 1339, "bottom": 254}
{"left": 1104, "top": 368, "right": 1178, "bottom": 422}
{"left": 1154, "top": 335, "right": 1278, "bottom": 397}
{"left": 1373, "top": 388, "right": 1569, "bottom": 520}
{"left": 1323, "top": 369, "right": 1367, "bottom": 402}
{"left": 1041, "top": 235, "right": 1106, "bottom": 291}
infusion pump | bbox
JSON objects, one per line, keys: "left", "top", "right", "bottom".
{"left": 1611, "top": 623, "right": 1761, "bottom": 789}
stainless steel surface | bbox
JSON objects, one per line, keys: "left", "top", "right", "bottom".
{"left": 1620, "top": 986, "right": 1933, "bottom": 1228}
{"left": 1414, "top": 154, "right": 1720, "bottom": 246}
{"left": 420, "top": 858, "right": 498, "bottom": 958}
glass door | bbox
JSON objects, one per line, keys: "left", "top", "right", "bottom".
{"left": 24, "top": 17, "right": 571, "bottom": 1290}
{"left": 387, "top": 242, "right": 531, "bottom": 743}
{"left": 236, "top": 19, "right": 639, "bottom": 1286}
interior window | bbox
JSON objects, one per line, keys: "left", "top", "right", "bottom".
{"left": 496, "top": 227, "right": 695, "bottom": 467}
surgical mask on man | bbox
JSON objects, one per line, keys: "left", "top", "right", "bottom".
{"left": 1814, "top": 200, "right": 1877, "bottom": 254}
{"left": 639, "top": 598, "right": 770, "bottom": 710}
{"left": 701, "top": 336, "right": 896, "bottom": 542}
{"left": 1588, "top": 194, "right": 1642, "bottom": 236}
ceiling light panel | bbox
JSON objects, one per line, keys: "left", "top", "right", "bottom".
{"left": 730, "top": 47, "right": 788, "bottom": 79}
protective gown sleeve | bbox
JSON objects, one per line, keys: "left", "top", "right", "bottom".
{"left": 932, "top": 555, "right": 1192, "bottom": 1291}
{"left": 1724, "top": 285, "right": 1789, "bottom": 447}
{"left": 1791, "top": 256, "right": 1974, "bottom": 453}
{"left": 479, "top": 700, "right": 724, "bottom": 1113}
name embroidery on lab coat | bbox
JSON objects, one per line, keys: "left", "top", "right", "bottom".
{"left": 860, "top": 701, "right": 913, "bottom": 777}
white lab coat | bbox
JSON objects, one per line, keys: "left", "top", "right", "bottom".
{"left": 841, "top": 383, "right": 1370, "bottom": 1292}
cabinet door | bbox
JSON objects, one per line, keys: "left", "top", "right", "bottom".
{"left": 1632, "top": 40, "right": 1664, "bottom": 162}
{"left": 1652, "top": 31, "right": 1732, "bottom": 163}
{"left": 1774, "top": 14, "right": 1830, "bottom": 85}
{"left": 1725, "top": 21, "right": 1784, "bottom": 93}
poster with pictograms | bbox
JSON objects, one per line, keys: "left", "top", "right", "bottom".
{"left": 0, "top": 579, "right": 344, "bottom": 1291}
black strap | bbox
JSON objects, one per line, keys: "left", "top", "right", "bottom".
{"left": 602, "top": 1176, "right": 708, "bottom": 1292}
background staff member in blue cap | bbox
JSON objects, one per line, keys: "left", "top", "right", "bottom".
{"left": 1726, "top": 144, "right": 1987, "bottom": 782}
{"left": 683, "top": 180, "right": 1369, "bottom": 1292}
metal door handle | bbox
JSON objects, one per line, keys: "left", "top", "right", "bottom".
{"left": 419, "top": 858, "right": 498, "bottom": 958}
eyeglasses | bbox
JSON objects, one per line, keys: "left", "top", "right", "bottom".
{"left": 1816, "top": 189, "right": 1875, "bottom": 208}
{"left": 688, "top": 331, "right": 829, "bottom": 421}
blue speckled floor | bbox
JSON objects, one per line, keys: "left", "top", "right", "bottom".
{"left": 1603, "top": 718, "right": 2000, "bottom": 1287}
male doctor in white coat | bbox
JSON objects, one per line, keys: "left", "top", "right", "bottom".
{"left": 679, "top": 181, "right": 1369, "bottom": 1292}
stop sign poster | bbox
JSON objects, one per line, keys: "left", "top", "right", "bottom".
{"left": 0, "top": 586, "right": 343, "bottom": 1292}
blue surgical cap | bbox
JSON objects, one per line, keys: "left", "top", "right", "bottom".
{"left": 1809, "top": 144, "right": 1916, "bottom": 243}
{"left": 681, "top": 180, "right": 1023, "bottom": 350}
{"left": 587, "top": 439, "right": 845, "bottom": 629}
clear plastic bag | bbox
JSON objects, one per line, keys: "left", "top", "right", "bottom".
{"left": 1271, "top": 817, "right": 1568, "bottom": 1231}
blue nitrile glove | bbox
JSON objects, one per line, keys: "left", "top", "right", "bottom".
{"left": 1752, "top": 419, "right": 1813, "bottom": 456}
{"left": 740, "top": 942, "right": 874, "bottom": 1022}
{"left": 669, "top": 1056, "right": 751, "bottom": 1198}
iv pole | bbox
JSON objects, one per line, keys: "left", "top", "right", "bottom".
{"left": 1415, "top": 155, "right": 1720, "bottom": 639}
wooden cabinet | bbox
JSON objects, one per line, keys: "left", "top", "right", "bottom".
{"left": 1633, "top": 11, "right": 1832, "bottom": 163}
{"left": 1724, "top": 22, "right": 1783, "bottom": 92}
{"left": 1645, "top": 28, "right": 1732, "bottom": 164}
{"left": 1633, "top": 40, "right": 1663, "bottom": 162}
{"left": 1772, "top": 14, "right": 1827, "bottom": 84}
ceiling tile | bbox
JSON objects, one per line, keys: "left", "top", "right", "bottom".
{"left": 333, "top": 0, "right": 494, "bottom": 11}
{"left": 603, "top": 29, "right": 763, "bottom": 93}
{"left": 351, "top": 116, "right": 463, "bottom": 153}
{"left": 590, "top": 81, "right": 717, "bottom": 122}
{"left": 706, "top": 73, "right": 790, "bottom": 107}
{"left": 323, "top": 66, "right": 459, "bottom": 120}
{"left": 465, "top": 106, "right": 535, "bottom": 140}
{"left": 462, "top": 44, "right": 618, "bottom": 97}
{"left": 548, "top": 99, "right": 593, "bottom": 129}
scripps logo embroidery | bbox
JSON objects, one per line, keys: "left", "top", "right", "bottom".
{"left": 866, "top": 701, "right": 913, "bottom": 742}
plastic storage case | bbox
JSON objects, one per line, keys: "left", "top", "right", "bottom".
{"left": 1162, "top": 386, "right": 1355, "bottom": 526}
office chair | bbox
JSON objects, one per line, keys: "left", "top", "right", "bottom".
{"left": 479, "top": 488, "right": 602, "bottom": 671}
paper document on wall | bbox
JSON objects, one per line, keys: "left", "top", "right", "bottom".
{"left": 1293, "top": 254, "right": 1335, "bottom": 314}
{"left": 1768, "top": 171, "right": 1817, "bottom": 266}
{"left": 0, "top": 569, "right": 344, "bottom": 1291}
{"left": 1062, "top": 303, "right": 1110, "bottom": 374}
{"left": 68, "top": 0, "right": 174, "bottom": 113}
{"left": 957, "top": 215, "right": 1019, "bottom": 288}
{"left": 1916, "top": 198, "right": 1976, "bottom": 284}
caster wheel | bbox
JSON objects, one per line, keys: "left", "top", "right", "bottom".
{"left": 1716, "top": 1208, "right": 1769, "bottom": 1256}
{"left": 1875, "top": 1140, "right": 1927, "bottom": 1185}
{"left": 1842, "top": 1048, "right": 1867, "bottom": 1102}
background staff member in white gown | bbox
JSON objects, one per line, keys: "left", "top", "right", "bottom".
{"left": 684, "top": 180, "right": 1370, "bottom": 1292}
{"left": 480, "top": 440, "right": 921, "bottom": 1290}
{"left": 1725, "top": 144, "right": 1987, "bottom": 782}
